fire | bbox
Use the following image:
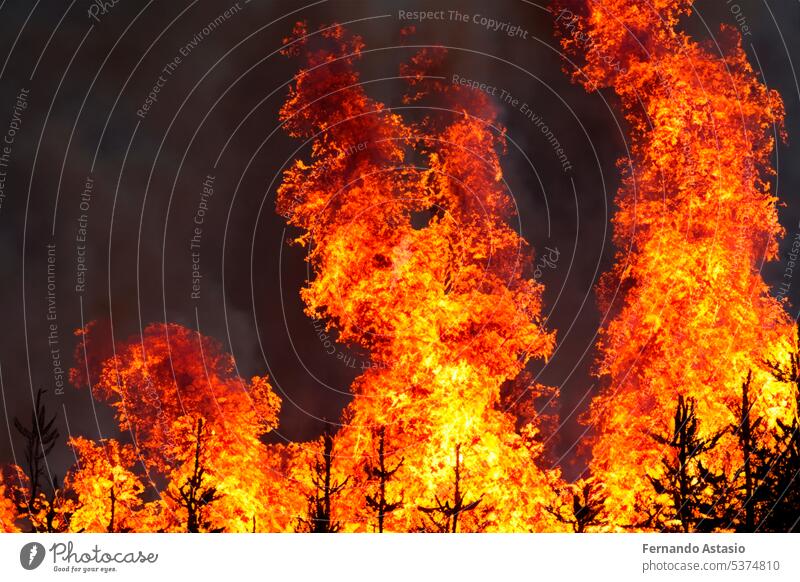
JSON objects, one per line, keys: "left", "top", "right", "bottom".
{"left": 555, "top": 0, "right": 796, "bottom": 528}
{"left": 1, "top": 9, "right": 797, "bottom": 533}
{"left": 277, "top": 25, "right": 562, "bottom": 532}
{"left": 65, "top": 437, "right": 150, "bottom": 532}
{"left": 0, "top": 480, "right": 19, "bottom": 533}
{"left": 71, "top": 322, "right": 294, "bottom": 532}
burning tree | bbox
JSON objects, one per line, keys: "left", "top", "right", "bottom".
{"left": 640, "top": 395, "right": 731, "bottom": 532}
{"left": 418, "top": 443, "right": 483, "bottom": 533}
{"left": 556, "top": 0, "right": 797, "bottom": 527}
{"left": 727, "top": 371, "right": 773, "bottom": 531}
{"left": 66, "top": 437, "right": 149, "bottom": 532}
{"left": 72, "top": 322, "right": 287, "bottom": 532}
{"left": 759, "top": 336, "right": 800, "bottom": 531}
{"left": 278, "top": 23, "right": 564, "bottom": 532}
{"left": 166, "top": 418, "right": 223, "bottom": 533}
{"left": 546, "top": 478, "right": 608, "bottom": 533}
{"left": 11, "top": 388, "right": 70, "bottom": 532}
{"left": 297, "top": 431, "right": 349, "bottom": 533}
{"left": 363, "top": 426, "right": 403, "bottom": 533}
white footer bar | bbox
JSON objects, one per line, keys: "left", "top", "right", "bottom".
{"left": 1, "top": 533, "right": 797, "bottom": 581}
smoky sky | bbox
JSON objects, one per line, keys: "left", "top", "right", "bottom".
{"left": 0, "top": 0, "right": 798, "bottom": 482}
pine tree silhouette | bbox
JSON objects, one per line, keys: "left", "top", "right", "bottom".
{"left": 297, "top": 430, "right": 349, "bottom": 533}
{"left": 364, "top": 426, "right": 403, "bottom": 532}
{"left": 168, "top": 418, "right": 222, "bottom": 533}
{"left": 418, "top": 443, "right": 483, "bottom": 533}
{"left": 547, "top": 478, "right": 607, "bottom": 532}
{"left": 761, "top": 337, "right": 800, "bottom": 532}
{"left": 13, "top": 388, "right": 68, "bottom": 532}
{"left": 728, "top": 371, "right": 773, "bottom": 531}
{"left": 641, "top": 395, "right": 730, "bottom": 532}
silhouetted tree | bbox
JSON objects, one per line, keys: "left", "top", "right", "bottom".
{"left": 364, "top": 426, "right": 403, "bottom": 532}
{"left": 760, "top": 340, "right": 800, "bottom": 532}
{"left": 13, "top": 388, "right": 68, "bottom": 532}
{"left": 728, "top": 371, "right": 774, "bottom": 531}
{"left": 641, "top": 395, "right": 730, "bottom": 532}
{"left": 418, "top": 443, "right": 483, "bottom": 533}
{"left": 168, "top": 418, "right": 222, "bottom": 533}
{"left": 547, "top": 478, "right": 607, "bottom": 532}
{"left": 297, "top": 430, "right": 349, "bottom": 533}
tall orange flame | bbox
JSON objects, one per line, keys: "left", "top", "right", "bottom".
{"left": 277, "top": 24, "right": 563, "bottom": 532}
{"left": 556, "top": 0, "right": 796, "bottom": 528}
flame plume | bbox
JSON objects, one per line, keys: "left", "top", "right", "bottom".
{"left": 278, "top": 25, "right": 562, "bottom": 532}
{"left": 74, "top": 323, "right": 288, "bottom": 532}
{"left": 556, "top": 0, "right": 797, "bottom": 528}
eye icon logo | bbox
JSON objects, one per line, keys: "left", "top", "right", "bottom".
{"left": 20, "top": 542, "right": 46, "bottom": 570}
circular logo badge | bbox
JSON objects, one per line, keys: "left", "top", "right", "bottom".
{"left": 20, "top": 542, "right": 46, "bottom": 570}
